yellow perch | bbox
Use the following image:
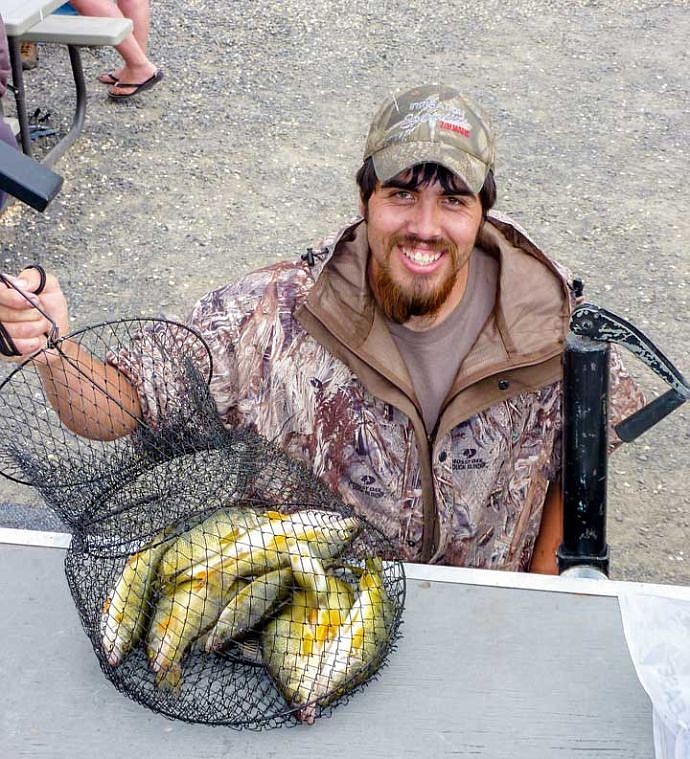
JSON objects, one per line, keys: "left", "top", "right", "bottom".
{"left": 100, "top": 534, "right": 171, "bottom": 668}
{"left": 176, "top": 510, "right": 360, "bottom": 586}
{"left": 146, "top": 573, "right": 244, "bottom": 689}
{"left": 157, "top": 507, "right": 264, "bottom": 582}
{"left": 297, "top": 558, "right": 393, "bottom": 724}
{"left": 204, "top": 566, "right": 293, "bottom": 653}
{"left": 261, "top": 575, "right": 354, "bottom": 713}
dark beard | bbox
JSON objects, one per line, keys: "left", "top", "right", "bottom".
{"left": 375, "top": 235, "right": 459, "bottom": 324}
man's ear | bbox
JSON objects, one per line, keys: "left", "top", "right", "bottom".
{"left": 358, "top": 196, "right": 367, "bottom": 220}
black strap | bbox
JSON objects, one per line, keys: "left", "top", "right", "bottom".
{"left": 0, "top": 321, "right": 20, "bottom": 357}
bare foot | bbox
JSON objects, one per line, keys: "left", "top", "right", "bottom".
{"left": 108, "top": 63, "right": 159, "bottom": 97}
{"left": 97, "top": 69, "right": 125, "bottom": 85}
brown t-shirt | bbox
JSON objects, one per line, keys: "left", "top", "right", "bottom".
{"left": 387, "top": 247, "right": 499, "bottom": 434}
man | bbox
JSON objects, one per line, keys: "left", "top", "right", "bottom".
{"left": 0, "top": 84, "right": 643, "bottom": 573}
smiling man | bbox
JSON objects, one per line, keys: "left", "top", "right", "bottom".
{"left": 0, "top": 84, "right": 644, "bottom": 573}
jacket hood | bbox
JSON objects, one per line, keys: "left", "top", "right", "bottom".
{"left": 302, "top": 212, "right": 573, "bottom": 381}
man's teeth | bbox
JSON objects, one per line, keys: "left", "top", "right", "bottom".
{"left": 401, "top": 247, "right": 442, "bottom": 265}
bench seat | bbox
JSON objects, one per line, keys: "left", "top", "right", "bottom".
{"left": 21, "top": 15, "right": 132, "bottom": 46}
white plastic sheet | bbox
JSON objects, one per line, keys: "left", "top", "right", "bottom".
{"left": 619, "top": 591, "right": 690, "bottom": 759}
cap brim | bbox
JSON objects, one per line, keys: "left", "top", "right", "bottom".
{"left": 371, "top": 141, "right": 488, "bottom": 194}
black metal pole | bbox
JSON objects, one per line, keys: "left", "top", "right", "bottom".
{"left": 557, "top": 332, "right": 610, "bottom": 575}
{"left": 42, "top": 45, "right": 87, "bottom": 169}
{"left": 7, "top": 35, "right": 32, "bottom": 157}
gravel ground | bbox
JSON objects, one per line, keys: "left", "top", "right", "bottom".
{"left": 0, "top": 0, "right": 688, "bottom": 584}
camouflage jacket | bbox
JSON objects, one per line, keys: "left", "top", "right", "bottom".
{"left": 121, "top": 214, "right": 643, "bottom": 570}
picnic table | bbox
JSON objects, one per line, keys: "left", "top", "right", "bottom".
{"left": 0, "top": 528, "right": 664, "bottom": 758}
{"left": 0, "top": 0, "right": 131, "bottom": 166}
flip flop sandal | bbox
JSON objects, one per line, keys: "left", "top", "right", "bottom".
{"left": 108, "top": 69, "right": 164, "bottom": 101}
{"left": 97, "top": 71, "right": 119, "bottom": 85}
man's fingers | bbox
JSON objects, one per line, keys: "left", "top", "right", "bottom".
{"left": 4, "top": 336, "right": 44, "bottom": 355}
{"left": 0, "top": 319, "right": 45, "bottom": 358}
{"left": 0, "top": 274, "right": 42, "bottom": 306}
{"left": 18, "top": 267, "right": 60, "bottom": 296}
{"left": 0, "top": 314, "right": 51, "bottom": 359}
{"left": 0, "top": 269, "right": 70, "bottom": 359}
{"left": 0, "top": 304, "right": 46, "bottom": 322}
{"left": 1, "top": 317, "right": 52, "bottom": 340}
{"left": 22, "top": 265, "right": 46, "bottom": 294}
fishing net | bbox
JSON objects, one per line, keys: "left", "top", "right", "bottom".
{"left": 0, "top": 319, "right": 406, "bottom": 728}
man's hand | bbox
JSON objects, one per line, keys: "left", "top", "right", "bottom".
{"left": 0, "top": 267, "right": 140, "bottom": 440}
{"left": 0, "top": 266, "right": 70, "bottom": 360}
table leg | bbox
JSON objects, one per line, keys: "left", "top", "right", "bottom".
{"left": 7, "top": 36, "right": 32, "bottom": 157}
{"left": 42, "top": 45, "right": 86, "bottom": 168}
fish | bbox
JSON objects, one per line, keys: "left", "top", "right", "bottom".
{"left": 175, "top": 510, "right": 360, "bottom": 587}
{"left": 286, "top": 538, "right": 349, "bottom": 642}
{"left": 100, "top": 534, "right": 171, "bottom": 668}
{"left": 261, "top": 574, "right": 355, "bottom": 713}
{"left": 191, "top": 578, "right": 249, "bottom": 653}
{"left": 296, "top": 558, "right": 394, "bottom": 724}
{"left": 146, "top": 573, "right": 244, "bottom": 689}
{"left": 203, "top": 566, "right": 294, "bottom": 653}
{"left": 286, "top": 538, "right": 330, "bottom": 600}
{"left": 157, "top": 507, "right": 264, "bottom": 583}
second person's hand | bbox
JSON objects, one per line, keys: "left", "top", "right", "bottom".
{"left": 0, "top": 266, "right": 70, "bottom": 361}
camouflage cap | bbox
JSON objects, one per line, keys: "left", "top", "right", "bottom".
{"left": 363, "top": 84, "right": 495, "bottom": 194}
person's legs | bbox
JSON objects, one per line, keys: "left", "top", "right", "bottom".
{"left": 116, "top": 0, "right": 150, "bottom": 55}
{"left": 69, "top": 0, "right": 158, "bottom": 92}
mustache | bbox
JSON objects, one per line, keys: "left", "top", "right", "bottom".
{"left": 388, "top": 234, "right": 455, "bottom": 255}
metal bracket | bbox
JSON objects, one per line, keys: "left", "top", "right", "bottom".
{"left": 570, "top": 303, "right": 689, "bottom": 442}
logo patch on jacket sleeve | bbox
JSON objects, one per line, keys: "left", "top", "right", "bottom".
{"left": 350, "top": 474, "right": 385, "bottom": 498}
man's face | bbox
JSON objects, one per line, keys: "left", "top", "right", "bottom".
{"left": 364, "top": 168, "right": 484, "bottom": 325}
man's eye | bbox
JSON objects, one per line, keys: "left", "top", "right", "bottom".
{"left": 392, "top": 190, "right": 413, "bottom": 200}
{"left": 443, "top": 196, "right": 466, "bottom": 207}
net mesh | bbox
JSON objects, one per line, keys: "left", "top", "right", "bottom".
{"left": 0, "top": 319, "right": 406, "bottom": 727}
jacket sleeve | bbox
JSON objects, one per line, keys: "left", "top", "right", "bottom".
{"left": 105, "top": 319, "right": 214, "bottom": 429}
{"left": 608, "top": 345, "right": 646, "bottom": 452}
{"left": 185, "top": 285, "right": 243, "bottom": 426}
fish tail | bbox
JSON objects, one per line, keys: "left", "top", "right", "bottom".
{"left": 155, "top": 663, "right": 183, "bottom": 691}
{"left": 204, "top": 629, "right": 221, "bottom": 654}
{"left": 296, "top": 703, "right": 317, "bottom": 725}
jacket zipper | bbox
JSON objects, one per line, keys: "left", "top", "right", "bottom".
{"left": 421, "top": 348, "right": 564, "bottom": 562}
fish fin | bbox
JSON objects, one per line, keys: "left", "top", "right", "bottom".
{"left": 265, "top": 510, "right": 288, "bottom": 520}
{"left": 155, "top": 664, "right": 182, "bottom": 691}
{"left": 235, "top": 638, "right": 264, "bottom": 664}
{"left": 106, "top": 646, "right": 122, "bottom": 668}
{"left": 218, "top": 526, "right": 241, "bottom": 546}
{"left": 192, "top": 631, "right": 211, "bottom": 653}
{"left": 297, "top": 703, "right": 317, "bottom": 725}
{"left": 314, "top": 609, "right": 339, "bottom": 643}
{"left": 301, "top": 629, "right": 315, "bottom": 657}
